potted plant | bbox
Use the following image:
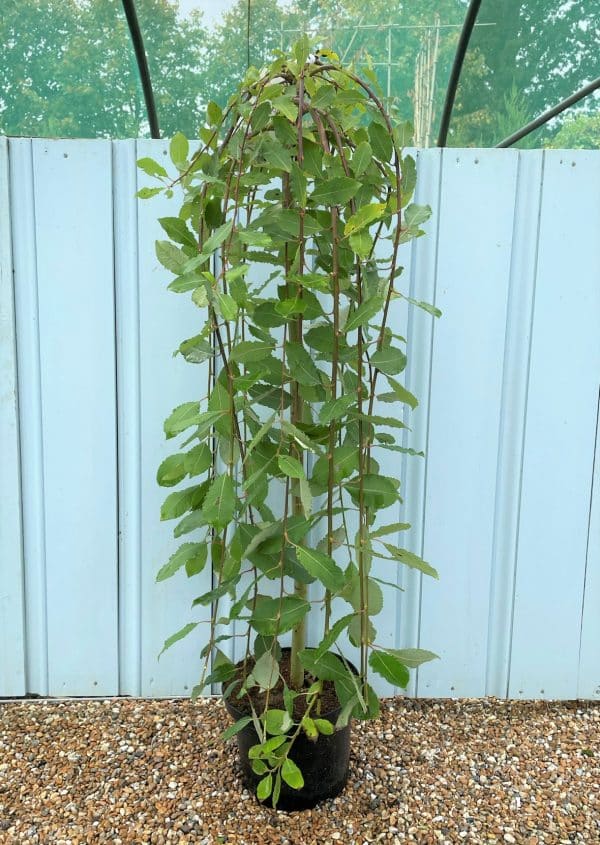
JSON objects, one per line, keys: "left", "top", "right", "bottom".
{"left": 138, "top": 37, "right": 439, "bottom": 811}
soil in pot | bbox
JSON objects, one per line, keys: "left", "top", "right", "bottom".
{"left": 222, "top": 648, "right": 354, "bottom": 812}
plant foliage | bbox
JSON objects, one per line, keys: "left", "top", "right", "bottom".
{"left": 139, "top": 38, "right": 439, "bottom": 807}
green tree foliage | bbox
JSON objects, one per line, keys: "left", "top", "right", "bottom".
{"left": 451, "top": 0, "right": 600, "bottom": 147}
{"left": 0, "top": 0, "right": 206, "bottom": 138}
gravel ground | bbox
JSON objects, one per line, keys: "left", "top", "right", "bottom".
{"left": 0, "top": 697, "right": 598, "bottom": 844}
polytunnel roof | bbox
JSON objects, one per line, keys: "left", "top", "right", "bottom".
{"left": 2, "top": 0, "right": 599, "bottom": 148}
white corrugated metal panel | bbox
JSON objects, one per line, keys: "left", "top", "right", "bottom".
{"left": 1, "top": 140, "right": 598, "bottom": 700}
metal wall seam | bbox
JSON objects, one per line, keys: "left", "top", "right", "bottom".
{"left": 0, "top": 137, "right": 26, "bottom": 695}
{"left": 485, "top": 150, "right": 545, "bottom": 697}
{"left": 114, "top": 140, "right": 143, "bottom": 696}
{"left": 10, "top": 139, "right": 49, "bottom": 695}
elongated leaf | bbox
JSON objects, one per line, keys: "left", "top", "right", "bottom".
{"left": 264, "top": 709, "right": 293, "bottom": 736}
{"left": 318, "top": 392, "right": 357, "bottom": 424}
{"left": 404, "top": 203, "right": 432, "bottom": 227}
{"left": 344, "top": 296, "right": 384, "bottom": 333}
{"left": 383, "top": 648, "right": 439, "bottom": 669}
{"left": 281, "top": 758, "right": 304, "bottom": 790}
{"left": 202, "top": 474, "right": 236, "bottom": 528}
{"left": 231, "top": 340, "right": 275, "bottom": 364}
{"left": 184, "top": 443, "right": 212, "bottom": 477}
{"left": 252, "top": 651, "right": 280, "bottom": 690}
{"left": 369, "top": 650, "right": 410, "bottom": 687}
{"left": 257, "top": 774, "right": 273, "bottom": 800}
{"left": 313, "top": 613, "right": 355, "bottom": 661}
{"left": 368, "top": 121, "right": 393, "bottom": 162}
{"left": 370, "top": 522, "right": 411, "bottom": 539}
{"left": 352, "top": 141, "right": 372, "bottom": 176}
{"left": 370, "top": 346, "right": 407, "bottom": 375}
{"left": 137, "top": 157, "right": 167, "bottom": 178}
{"left": 299, "top": 476, "right": 312, "bottom": 518}
{"left": 261, "top": 139, "right": 293, "bottom": 173}
{"left": 156, "top": 240, "right": 188, "bottom": 275}
{"left": 160, "top": 485, "right": 205, "bottom": 520}
{"left": 251, "top": 596, "right": 310, "bottom": 636}
{"left": 379, "top": 543, "right": 439, "bottom": 578}
{"left": 158, "top": 216, "right": 196, "bottom": 249}
{"left": 245, "top": 413, "right": 277, "bottom": 458}
{"left": 285, "top": 341, "right": 322, "bottom": 386}
{"left": 156, "top": 542, "right": 207, "bottom": 582}
{"left": 170, "top": 132, "right": 189, "bottom": 165}
{"left": 344, "top": 475, "right": 400, "bottom": 510}
{"left": 221, "top": 716, "right": 253, "bottom": 742}
{"left": 311, "top": 176, "right": 361, "bottom": 207}
{"left": 157, "top": 454, "right": 186, "bottom": 487}
{"left": 163, "top": 402, "right": 199, "bottom": 438}
{"left": 278, "top": 455, "right": 305, "bottom": 479}
{"left": 158, "top": 622, "right": 197, "bottom": 658}
{"left": 344, "top": 203, "right": 386, "bottom": 236}
{"left": 201, "top": 220, "right": 233, "bottom": 255}
{"left": 296, "top": 547, "right": 345, "bottom": 592}
{"left": 378, "top": 376, "right": 418, "bottom": 410}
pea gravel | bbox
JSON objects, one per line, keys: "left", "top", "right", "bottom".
{"left": 0, "top": 697, "right": 598, "bottom": 844}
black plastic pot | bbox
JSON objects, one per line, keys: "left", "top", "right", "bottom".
{"left": 222, "top": 652, "right": 354, "bottom": 812}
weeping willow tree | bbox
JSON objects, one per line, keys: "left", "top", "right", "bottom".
{"left": 140, "top": 37, "right": 439, "bottom": 807}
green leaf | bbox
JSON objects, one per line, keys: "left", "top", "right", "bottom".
{"left": 160, "top": 485, "right": 205, "bottom": 520}
{"left": 184, "top": 443, "right": 212, "bottom": 477}
{"left": 379, "top": 376, "right": 418, "bottom": 410}
{"left": 294, "top": 33, "right": 310, "bottom": 65}
{"left": 252, "top": 651, "right": 279, "bottom": 690}
{"left": 263, "top": 709, "right": 293, "bottom": 736}
{"left": 163, "top": 403, "right": 197, "bottom": 438}
{"left": 344, "top": 296, "right": 384, "bottom": 333}
{"left": 202, "top": 474, "right": 235, "bottom": 529}
{"left": 370, "top": 522, "right": 411, "bottom": 539}
{"left": 158, "top": 622, "right": 197, "bottom": 658}
{"left": 281, "top": 758, "right": 304, "bottom": 790}
{"left": 157, "top": 454, "right": 186, "bottom": 487}
{"left": 285, "top": 341, "right": 322, "bottom": 386}
{"left": 314, "top": 718, "right": 334, "bottom": 735}
{"left": 345, "top": 475, "right": 400, "bottom": 510}
{"left": 158, "top": 217, "right": 196, "bottom": 249}
{"left": 156, "top": 240, "right": 188, "bottom": 275}
{"left": 318, "top": 392, "right": 357, "bottom": 424}
{"left": 312, "top": 613, "right": 355, "bottom": 661}
{"left": 278, "top": 455, "right": 305, "bottom": 479}
{"left": 215, "top": 291, "right": 238, "bottom": 321}
{"left": 137, "top": 157, "right": 168, "bottom": 178}
{"left": 403, "top": 295, "right": 441, "bottom": 318}
{"left": 349, "top": 229, "right": 373, "bottom": 259}
{"left": 272, "top": 94, "right": 298, "bottom": 122}
{"left": 221, "top": 716, "right": 253, "bottom": 742}
{"left": 352, "top": 141, "right": 372, "bottom": 176}
{"left": 251, "top": 596, "right": 311, "bottom": 636}
{"left": 136, "top": 186, "right": 162, "bottom": 199}
{"left": 231, "top": 340, "right": 275, "bottom": 364}
{"left": 257, "top": 774, "right": 273, "bottom": 801}
{"left": 260, "top": 139, "right": 293, "bottom": 173}
{"left": 404, "top": 204, "right": 432, "bottom": 227}
{"left": 298, "top": 476, "right": 312, "bottom": 518}
{"left": 296, "top": 547, "right": 345, "bottom": 592}
{"left": 170, "top": 132, "right": 189, "bottom": 165}
{"left": 369, "top": 651, "right": 410, "bottom": 688}
{"left": 207, "top": 100, "right": 222, "bottom": 126}
{"left": 379, "top": 544, "right": 439, "bottom": 579}
{"left": 310, "top": 177, "right": 361, "bottom": 207}
{"left": 344, "top": 203, "right": 386, "bottom": 236}
{"left": 201, "top": 220, "right": 233, "bottom": 255}
{"left": 370, "top": 346, "right": 407, "bottom": 375}
{"left": 383, "top": 648, "right": 439, "bottom": 669}
{"left": 368, "top": 121, "right": 393, "bottom": 162}
{"left": 156, "top": 542, "right": 207, "bottom": 582}
{"left": 245, "top": 413, "right": 277, "bottom": 458}
{"left": 167, "top": 272, "right": 203, "bottom": 294}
